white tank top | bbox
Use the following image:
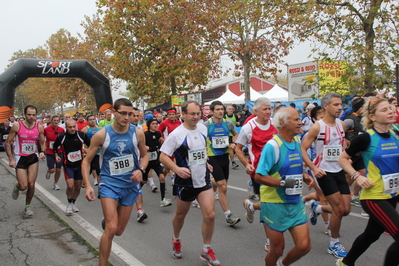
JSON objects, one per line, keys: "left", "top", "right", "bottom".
{"left": 313, "top": 119, "right": 345, "bottom": 173}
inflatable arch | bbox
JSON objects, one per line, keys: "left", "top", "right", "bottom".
{"left": 0, "top": 58, "right": 113, "bottom": 123}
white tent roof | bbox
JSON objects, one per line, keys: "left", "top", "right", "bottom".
{"left": 204, "top": 89, "right": 243, "bottom": 105}
{"left": 263, "top": 84, "right": 288, "bottom": 101}
{"left": 238, "top": 87, "right": 264, "bottom": 101}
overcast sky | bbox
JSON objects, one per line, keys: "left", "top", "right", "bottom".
{"left": 0, "top": 0, "right": 313, "bottom": 78}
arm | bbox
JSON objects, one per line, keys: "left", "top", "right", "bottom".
{"left": 300, "top": 122, "right": 326, "bottom": 178}
{"left": 82, "top": 129, "right": 105, "bottom": 201}
{"left": 160, "top": 152, "right": 191, "bottom": 179}
{"left": 53, "top": 135, "right": 62, "bottom": 163}
{"left": 5, "top": 123, "right": 19, "bottom": 168}
{"left": 132, "top": 129, "right": 149, "bottom": 182}
{"left": 38, "top": 125, "right": 46, "bottom": 160}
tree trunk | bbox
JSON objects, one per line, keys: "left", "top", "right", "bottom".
{"left": 243, "top": 57, "right": 251, "bottom": 102}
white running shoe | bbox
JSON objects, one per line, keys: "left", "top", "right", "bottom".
{"left": 361, "top": 210, "right": 369, "bottom": 217}
{"left": 94, "top": 179, "right": 98, "bottom": 186}
{"left": 214, "top": 191, "right": 219, "bottom": 200}
{"left": 12, "top": 184, "right": 19, "bottom": 200}
{"left": 151, "top": 184, "right": 158, "bottom": 192}
{"left": 247, "top": 180, "right": 255, "bottom": 199}
{"left": 45, "top": 171, "right": 52, "bottom": 180}
{"left": 160, "top": 198, "right": 172, "bottom": 207}
{"left": 53, "top": 184, "right": 60, "bottom": 190}
{"left": 24, "top": 207, "right": 34, "bottom": 216}
{"left": 243, "top": 199, "right": 255, "bottom": 223}
{"left": 264, "top": 238, "right": 270, "bottom": 252}
{"left": 191, "top": 199, "right": 200, "bottom": 208}
{"left": 66, "top": 203, "right": 73, "bottom": 215}
{"left": 72, "top": 203, "right": 79, "bottom": 212}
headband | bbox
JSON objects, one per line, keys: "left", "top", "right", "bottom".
{"left": 167, "top": 110, "right": 176, "bottom": 114}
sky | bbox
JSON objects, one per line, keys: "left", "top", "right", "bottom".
{"left": 0, "top": 1, "right": 314, "bottom": 95}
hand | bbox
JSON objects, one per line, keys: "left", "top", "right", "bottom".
{"left": 245, "top": 164, "right": 255, "bottom": 175}
{"left": 131, "top": 169, "right": 143, "bottom": 183}
{"left": 175, "top": 167, "right": 191, "bottom": 179}
{"left": 356, "top": 175, "right": 373, "bottom": 189}
{"left": 282, "top": 178, "right": 297, "bottom": 188}
{"left": 85, "top": 186, "right": 96, "bottom": 201}
{"left": 55, "top": 156, "right": 61, "bottom": 163}
{"left": 39, "top": 152, "right": 45, "bottom": 160}
{"left": 207, "top": 163, "right": 213, "bottom": 173}
{"left": 229, "top": 143, "right": 236, "bottom": 150}
{"left": 303, "top": 173, "right": 314, "bottom": 190}
{"left": 311, "top": 167, "right": 326, "bottom": 178}
{"left": 9, "top": 158, "right": 16, "bottom": 168}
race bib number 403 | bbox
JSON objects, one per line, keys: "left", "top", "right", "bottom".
{"left": 188, "top": 148, "right": 206, "bottom": 166}
{"left": 109, "top": 154, "right": 134, "bottom": 175}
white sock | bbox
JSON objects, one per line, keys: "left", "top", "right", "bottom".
{"left": 224, "top": 210, "right": 231, "bottom": 218}
{"left": 277, "top": 258, "right": 285, "bottom": 266}
{"left": 148, "top": 178, "right": 155, "bottom": 185}
{"left": 203, "top": 244, "right": 211, "bottom": 253}
{"left": 325, "top": 221, "right": 330, "bottom": 229}
{"left": 173, "top": 236, "right": 180, "bottom": 242}
{"left": 330, "top": 237, "right": 339, "bottom": 246}
{"left": 315, "top": 205, "right": 323, "bottom": 213}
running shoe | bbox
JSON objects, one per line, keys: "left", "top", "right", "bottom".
{"left": 252, "top": 194, "right": 260, "bottom": 201}
{"left": 361, "top": 210, "right": 369, "bottom": 217}
{"left": 72, "top": 203, "right": 79, "bottom": 212}
{"left": 45, "top": 171, "right": 51, "bottom": 180}
{"left": 243, "top": 199, "right": 255, "bottom": 223}
{"left": 214, "top": 191, "right": 219, "bottom": 200}
{"left": 232, "top": 161, "right": 239, "bottom": 169}
{"left": 226, "top": 213, "right": 241, "bottom": 227}
{"left": 24, "top": 207, "right": 33, "bottom": 216}
{"left": 350, "top": 196, "right": 361, "bottom": 207}
{"left": 264, "top": 238, "right": 270, "bottom": 252}
{"left": 327, "top": 242, "right": 348, "bottom": 258}
{"left": 324, "top": 227, "right": 331, "bottom": 236}
{"left": 12, "top": 184, "right": 19, "bottom": 200}
{"left": 171, "top": 175, "right": 175, "bottom": 185}
{"left": 53, "top": 184, "right": 60, "bottom": 190}
{"left": 101, "top": 217, "right": 105, "bottom": 230}
{"left": 94, "top": 179, "right": 98, "bottom": 186}
{"left": 66, "top": 203, "right": 73, "bottom": 215}
{"left": 247, "top": 180, "right": 255, "bottom": 199}
{"left": 137, "top": 210, "right": 148, "bottom": 222}
{"left": 192, "top": 199, "right": 201, "bottom": 208}
{"left": 151, "top": 184, "right": 158, "bottom": 192}
{"left": 172, "top": 238, "right": 183, "bottom": 259}
{"left": 160, "top": 198, "right": 172, "bottom": 207}
{"left": 308, "top": 200, "right": 320, "bottom": 225}
{"left": 335, "top": 258, "right": 348, "bottom": 266}
{"left": 200, "top": 248, "right": 220, "bottom": 266}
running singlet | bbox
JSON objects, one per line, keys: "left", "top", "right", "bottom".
{"left": 86, "top": 126, "right": 101, "bottom": 155}
{"left": 158, "top": 119, "right": 181, "bottom": 138}
{"left": 257, "top": 135, "right": 303, "bottom": 204}
{"left": 44, "top": 125, "right": 65, "bottom": 154}
{"left": 225, "top": 114, "right": 237, "bottom": 136}
{"left": 360, "top": 129, "right": 399, "bottom": 200}
{"left": 206, "top": 118, "right": 231, "bottom": 156}
{"left": 99, "top": 124, "right": 140, "bottom": 188}
{"left": 14, "top": 121, "right": 39, "bottom": 156}
{"left": 313, "top": 119, "right": 345, "bottom": 173}
{"left": 160, "top": 124, "right": 210, "bottom": 188}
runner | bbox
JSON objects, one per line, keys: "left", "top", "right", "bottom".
{"left": 82, "top": 98, "right": 148, "bottom": 266}
{"left": 337, "top": 97, "right": 399, "bottom": 266}
{"left": 0, "top": 119, "right": 11, "bottom": 150}
{"left": 81, "top": 114, "right": 101, "bottom": 186}
{"left": 76, "top": 113, "right": 88, "bottom": 131}
{"left": 53, "top": 119, "right": 91, "bottom": 215}
{"left": 204, "top": 100, "right": 240, "bottom": 226}
{"left": 144, "top": 117, "right": 171, "bottom": 207}
{"left": 301, "top": 92, "right": 350, "bottom": 258}
{"left": 224, "top": 105, "right": 239, "bottom": 169}
{"left": 255, "top": 106, "right": 313, "bottom": 266}
{"left": 160, "top": 100, "right": 220, "bottom": 266}
{"left": 98, "top": 109, "right": 113, "bottom": 128}
{"left": 5, "top": 105, "right": 46, "bottom": 216}
{"left": 43, "top": 115, "right": 65, "bottom": 190}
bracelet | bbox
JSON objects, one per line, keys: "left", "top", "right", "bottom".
{"left": 351, "top": 171, "right": 361, "bottom": 180}
{"left": 138, "top": 168, "right": 145, "bottom": 175}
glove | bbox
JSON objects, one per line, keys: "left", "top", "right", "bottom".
{"left": 283, "top": 178, "right": 297, "bottom": 188}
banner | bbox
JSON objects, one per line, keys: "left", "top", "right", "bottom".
{"left": 287, "top": 61, "right": 318, "bottom": 101}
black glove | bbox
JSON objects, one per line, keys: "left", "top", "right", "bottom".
{"left": 283, "top": 179, "right": 297, "bottom": 188}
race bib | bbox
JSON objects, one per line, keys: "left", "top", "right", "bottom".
{"left": 212, "top": 136, "right": 229, "bottom": 149}
{"left": 148, "top": 151, "right": 158, "bottom": 161}
{"left": 284, "top": 175, "right": 303, "bottom": 195}
{"left": 323, "top": 145, "right": 342, "bottom": 161}
{"left": 382, "top": 173, "right": 399, "bottom": 194}
{"left": 188, "top": 148, "right": 206, "bottom": 166}
{"left": 2, "top": 134, "right": 8, "bottom": 140}
{"left": 49, "top": 141, "right": 54, "bottom": 149}
{"left": 21, "top": 143, "right": 36, "bottom": 155}
{"left": 109, "top": 154, "right": 134, "bottom": 176}
{"left": 67, "top": 150, "right": 82, "bottom": 162}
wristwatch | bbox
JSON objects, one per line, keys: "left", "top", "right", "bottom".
{"left": 280, "top": 180, "right": 286, "bottom": 187}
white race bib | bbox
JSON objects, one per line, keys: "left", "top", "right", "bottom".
{"left": 2, "top": 134, "right": 8, "bottom": 140}
{"left": 21, "top": 143, "right": 36, "bottom": 154}
{"left": 323, "top": 145, "right": 342, "bottom": 161}
{"left": 284, "top": 175, "right": 303, "bottom": 195}
{"left": 109, "top": 154, "right": 134, "bottom": 176}
{"left": 148, "top": 151, "right": 158, "bottom": 161}
{"left": 382, "top": 173, "right": 399, "bottom": 194}
{"left": 188, "top": 148, "right": 206, "bottom": 166}
{"left": 212, "top": 136, "right": 229, "bottom": 149}
{"left": 67, "top": 150, "right": 82, "bottom": 162}
{"left": 49, "top": 141, "right": 54, "bottom": 149}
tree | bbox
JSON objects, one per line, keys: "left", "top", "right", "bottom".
{"left": 296, "top": 0, "right": 399, "bottom": 94}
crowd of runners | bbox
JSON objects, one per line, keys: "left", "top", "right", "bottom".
{"left": 1, "top": 92, "right": 399, "bottom": 266}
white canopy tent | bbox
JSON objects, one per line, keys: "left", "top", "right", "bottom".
{"left": 237, "top": 87, "right": 264, "bottom": 101}
{"left": 263, "top": 84, "right": 289, "bottom": 101}
{"left": 204, "top": 89, "right": 243, "bottom": 105}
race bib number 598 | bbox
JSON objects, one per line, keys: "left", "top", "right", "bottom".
{"left": 188, "top": 148, "right": 206, "bottom": 166}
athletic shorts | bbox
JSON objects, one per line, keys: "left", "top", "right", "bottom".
{"left": 351, "top": 155, "right": 365, "bottom": 171}
{"left": 64, "top": 167, "right": 83, "bottom": 180}
{"left": 174, "top": 184, "right": 212, "bottom": 202}
{"left": 16, "top": 154, "right": 38, "bottom": 169}
{"left": 208, "top": 154, "right": 229, "bottom": 182}
{"left": 317, "top": 170, "right": 350, "bottom": 196}
{"left": 98, "top": 183, "right": 140, "bottom": 207}
{"left": 90, "top": 155, "right": 100, "bottom": 175}
{"left": 260, "top": 201, "right": 307, "bottom": 232}
{"left": 46, "top": 153, "right": 63, "bottom": 169}
{"left": 143, "top": 161, "right": 163, "bottom": 181}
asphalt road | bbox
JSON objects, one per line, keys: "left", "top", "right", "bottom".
{"left": 1, "top": 151, "right": 396, "bottom": 266}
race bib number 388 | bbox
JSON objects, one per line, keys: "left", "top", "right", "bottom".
{"left": 109, "top": 154, "right": 134, "bottom": 175}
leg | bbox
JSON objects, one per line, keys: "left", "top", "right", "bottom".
{"left": 264, "top": 224, "right": 285, "bottom": 266}
{"left": 25, "top": 162, "right": 39, "bottom": 205}
{"left": 172, "top": 197, "right": 191, "bottom": 238}
{"left": 72, "top": 179, "right": 82, "bottom": 200}
{"left": 325, "top": 192, "right": 350, "bottom": 238}
{"left": 216, "top": 179, "right": 229, "bottom": 212}
{"left": 283, "top": 223, "right": 311, "bottom": 265}
{"left": 54, "top": 168, "right": 61, "bottom": 185}
{"left": 197, "top": 188, "right": 216, "bottom": 245}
